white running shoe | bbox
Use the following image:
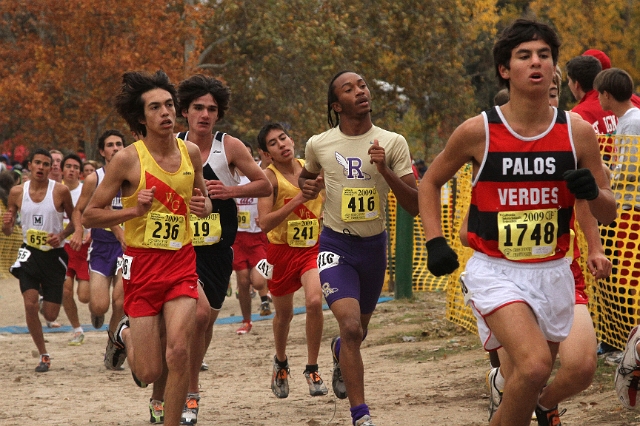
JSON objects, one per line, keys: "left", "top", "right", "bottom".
{"left": 615, "top": 325, "right": 640, "bottom": 409}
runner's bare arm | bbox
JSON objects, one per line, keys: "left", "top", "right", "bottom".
{"left": 225, "top": 135, "right": 272, "bottom": 198}
{"left": 2, "top": 185, "right": 22, "bottom": 236}
{"left": 70, "top": 171, "right": 97, "bottom": 251}
{"left": 83, "top": 146, "right": 147, "bottom": 229}
{"left": 186, "top": 141, "right": 212, "bottom": 218}
{"left": 257, "top": 169, "right": 305, "bottom": 233}
{"left": 368, "top": 139, "right": 418, "bottom": 216}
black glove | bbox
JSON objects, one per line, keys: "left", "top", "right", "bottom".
{"left": 563, "top": 168, "right": 599, "bottom": 200}
{"left": 426, "top": 236, "right": 459, "bottom": 276}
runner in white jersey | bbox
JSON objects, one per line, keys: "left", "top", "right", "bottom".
{"left": 61, "top": 153, "right": 91, "bottom": 346}
{"left": 299, "top": 71, "right": 418, "bottom": 426}
{"left": 233, "top": 141, "right": 271, "bottom": 329}
{"left": 70, "top": 129, "right": 127, "bottom": 369}
{"left": 3, "top": 148, "right": 75, "bottom": 372}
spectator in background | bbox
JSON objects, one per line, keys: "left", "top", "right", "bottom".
{"left": 82, "top": 160, "right": 99, "bottom": 180}
{"left": 566, "top": 55, "right": 617, "bottom": 134}
{"left": 583, "top": 49, "right": 640, "bottom": 108}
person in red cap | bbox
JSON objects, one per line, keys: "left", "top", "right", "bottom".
{"left": 583, "top": 49, "right": 640, "bottom": 107}
{"left": 567, "top": 55, "right": 617, "bottom": 134}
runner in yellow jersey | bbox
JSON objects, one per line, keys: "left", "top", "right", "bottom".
{"left": 82, "top": 70, "right": 211, "bottom": 426}
{"left": 257, "top": 122, "right": 328, "bottom": 399}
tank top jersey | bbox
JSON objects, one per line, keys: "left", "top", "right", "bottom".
{"left": 467, "top": 106, "right": 577, "bottom": 263}
{"left": 304, "top": 125, "right": 413, "bottom": 237}
{"left": 63, "top": 183, "right": 83, "bottom": 244}
{"left": 267, "top": 159, "right": 323, "bottom": 246}
{"left": 91, "top": 167, "right": 123, "bottom": 243}
{"left": 21, "top": 179, "right": 64, "bottom": 248}
{"left": 122, "top": 139, "right": 194, "bottom": 249}
{"left": 235, "top": 175, "right": 261, "bottom": 234}
{"left": 178, "top": 131, "right": 240, "bottom": 249}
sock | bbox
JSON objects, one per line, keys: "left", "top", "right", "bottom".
{"left": 305, "top": 364, "right": 318, "bottom": 373}
{"left": 73, "top": 327, "right": 83, "bottom": 334}
{"left": 494, "top": 368, "right": 505, "bottom": 392}
{"left": 41, "top": 353, "right": 50, "bottom": 360}
{"left": 260, "top": 295, "right": 269, "bottom": 302}
{"left": 537, "top": 402, "right": 550, "bottom": 411}
{"left": 276, "top": 356, "right": 288, "bottom": 369}
{"left": 350, "top": 404, "right": 370, "bottom": 425}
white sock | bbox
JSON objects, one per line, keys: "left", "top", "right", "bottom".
{"left": 494, "top": 368, "right": 505, "bottom": 392}
{"left": 73, "top": 327, "right": 83, "bottom": 334}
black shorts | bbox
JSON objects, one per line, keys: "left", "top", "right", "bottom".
{"left": 11, "top": 244, "right": 68, "bottom": 304}
{"left": 195, "top": 245, "right": 233, "bottom": 310}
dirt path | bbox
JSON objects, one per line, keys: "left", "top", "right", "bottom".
{"left": 0, "top": 275, "right": 636, "bottom": 425}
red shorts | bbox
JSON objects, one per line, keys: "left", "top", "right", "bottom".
{"left": 122, "top": 244, "right": 198, "bottom": 317}
{"left": 267, "top": 243, "right": 318, "bottom": 297}
{"left": 232, "top": 231, "right": 267, "bottom": 271}
{"left": 65, "top": 242, "right": 90, "bottom": 281}
{"left": 570, "top": 259, "right": 588, "bottom": 305}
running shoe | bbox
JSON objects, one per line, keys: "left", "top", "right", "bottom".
{"left": 250, "top": 286, "right": 256, "bottom": 298}
{"left": 104, "top": 316, "right": 128, "bottom": 370}
{"left": 330, "top": 336, "right": 347, "bottom": 399}
{"left": 226, "top": 283, "right": 232, "bottom": 297}
{"left": 355, "top": 415, "right": 375, "bottom": 426}
{"left": 605, "top": 351, "right": 624, "bottom": 366}
{"left": 35, "top": 354, "right": 50, "bottom": 373}
{"left": 180, "top": 393, "right": 199, "bottom": 425}
{"left": 68, "top": 331, "right": 85, "bottom": 346}
{"left": 200, "top": 361, "right": 209, "bottom": 371}
{"left": 259, "top": 301, "right": 272, "bottom": 316}
{"left": 46, "top": 320, "right": 62, "bottom": 328}
{"left": 271, "top": 355, "right": 290, "bottom": 398}
{"left": 615, "top": 325, "right": 640, "bottom": 409}
{"left": 304, "top": 369, "right": 328, "bottom": 396}
{"left": 91, "top": 313, "right": 105, "bottom": 329}
{"left": 486, "top": 367, "right": 503, "bottom": 421}
{"left": 149, "top": 399, "right": 164, "bottom": 424}
{"left": 236, "top": 320, "right": 252, "bottom": 335}
{"left": 534, "top": 405, "right": 565, "bottom": 426}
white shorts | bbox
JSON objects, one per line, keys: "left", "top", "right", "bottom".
{"left": 463, "top": 252, "right": 574, "bottom": 351}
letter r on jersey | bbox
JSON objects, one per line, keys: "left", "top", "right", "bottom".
{"left": 347, "top": 158, "right": 365, "bottom": 179}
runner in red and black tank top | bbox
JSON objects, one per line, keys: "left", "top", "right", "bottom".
{"left": 467, "top": 106, "right": 577, "bottom": 262}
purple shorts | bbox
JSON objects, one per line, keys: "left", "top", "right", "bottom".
{"left": 88, "top": 239, "right": 123, "bottom": 277}
{"left": 318, "top": 227, "right": 387, "bottom": 315}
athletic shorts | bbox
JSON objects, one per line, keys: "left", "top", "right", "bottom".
{"left": 89, "top": 239, "right": 123, "bottom": 277}
{"left": 195, "top": 245, "right": 234, "bottom": 310}
{"left": 266, "top": 243, "right": 319, "bottom": 297}
{"left": 463, "top": 252, "right": 574, "bottom": 351}
{"left": 65, "top": 242, "right": 90, "bottom": 281}
{"left": 122, "top": 244, "right": 198, "bottom": 317}
{"left": 571, "top": 259, "right": 588, "bottom": 305}
{"left": 11, "top": 244, "right": 68, "bottom": 304}
{"left": 317, "top": 227, "right": 387, "bottom": 315}
{"left": 232, "top": 231, "right": 267, "bottom": 271}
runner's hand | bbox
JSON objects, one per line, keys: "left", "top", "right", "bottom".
{"left": 426, "top": 237, "right": 459, "bottom": 276}
{"left": 563, "top": 169, "right": 599, "bottom": 200}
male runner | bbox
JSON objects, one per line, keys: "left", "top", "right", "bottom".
{"left": 82, "top": 70, "right": 211, "bottom": 426}
{"left": 299, "top": 71, "right": 419, "bottom": 426}
{"left": 3, "top": 148, "right": 75, "bottom": 372}
{"left": 419, "top": 19, "right": 616, "bottom": 426}
{"left": 257, "top": 122, "right": 328, "bottom": 399}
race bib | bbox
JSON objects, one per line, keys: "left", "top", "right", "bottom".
{"left": 26, "top": 229, "right": 51, "bottom": 251}
{"left": 144, "top": 212, "right": 185, "bottom": 250}
{"left": 121, "top": 254, "right": 133, "bottom": 280}
{"left": 498, "top": 208, "right": 558, "bottom": 261}
{"left": 341, "top": 187, "right": 379, "bottom": 222}
{"left": 190, "top": 213, "right": 221, "bottom": 246}
{"left": 237, "top": 211, "right": 251, "bottom": 230}
{"left": 317, "top": 251, "right": 340, "bottom": 272}
{"left": 286, "top": 219, "right": 319, "bottom": 247}
{"left": 16, "top": 247, "right": 31, "bottom": 263}
{"left": 256, "top": 258, "right": 273, "bottom": 280}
